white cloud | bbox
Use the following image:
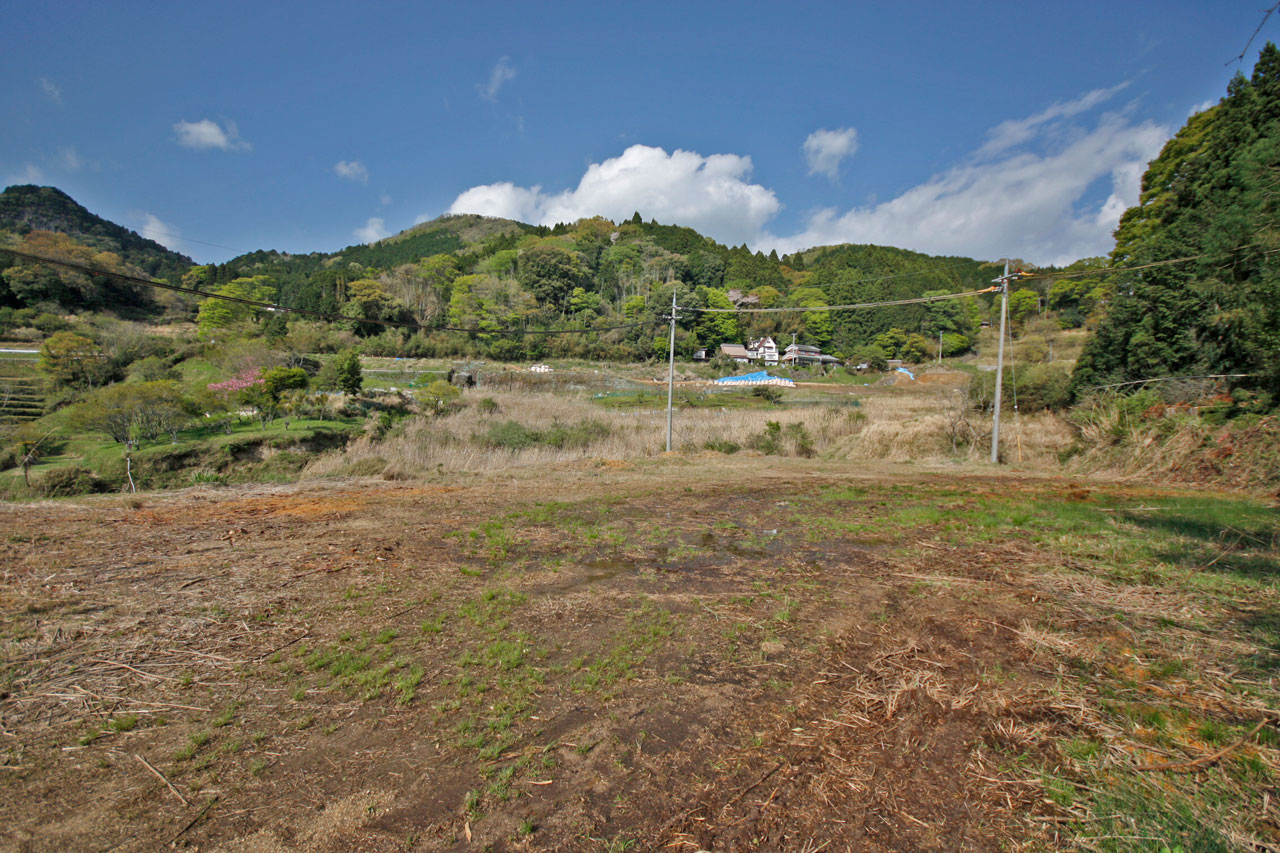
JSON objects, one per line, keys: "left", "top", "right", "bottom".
{"left": 173, "top": 118, "right": 251, "bottom": 151}
{"left": 446, "top": 144, "right": 780, "bottom": 247}
{"left": 977, "top": 83, "right": 1130, "bottom": 158}
{"left": 40, "top": 78, "right": 62, "bottom": 104}
{"left": 354, "top": 217, "right": 390, "bottom": 243}
{"left": 765, "top": 112, "right": 1170, "bottom": 266}
{"left": 8, "top": 163, "right": 45, "bottom": 183}
{"left": 804, "top": 127, "right": 858, "bottom": 180}
{"left": 140, "top": 214, "right": 181, "bottom": 251}
{"left": 334, "top": 160, "right": 368, "bottom": 183}
{"left": 58, "top": 146, "right": 83, "bottom": 171}
{"left": 441, "top": 89, "right": 1169, "bottom": 267}
{"left": 479, "top": 57, "right": 516, "bottom": 102}
{"left": 1189, "top": 99, "right": 1216, "bottom": 117}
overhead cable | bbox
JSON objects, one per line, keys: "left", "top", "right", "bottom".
{"left": 688, "top": 286, "right": 1000, "bottom": 314}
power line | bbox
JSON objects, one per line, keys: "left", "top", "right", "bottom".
{"left": 1086, "top": 373, "right": 1264, "bottom": 391}
{"left": 1015, "top": 245, "right": 1277, "bottom": 284}
{"left": 136, "top": 229, "right": 236, "bottom": 252}
{"left": 1230, "top": 1, "right": 1280, "bottom": 65}
{"left": 688, "top": 286, "right": 1000, "bottom": 314}
{"left": 0, "top": 247, "right": 660, "bottom": 338}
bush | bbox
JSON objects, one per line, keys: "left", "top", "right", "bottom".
{"left": 415, "top": 380, "right": 461, "bottom": 413}
{"left": 479, "top": 420, "right": 540, "bottom": 450}
{"left": 37, "top": 466, "right": 106, "bottom": 497}
{"left": 969, "top": 363, "right": 1072, "bottom": 413}
{"left": 752, "top": 386, "right": 783, "bottom": 404}
{"left": 475, "top": 418, "right": 611, "bottom": 451}
{"left": 747, "top": 421, "right": 813, "bottom": 456}
{"left": 703, "top": 439, "right": 741, "bottom": 454}
{"left": 541, "top": 419, "right": 611, "bottom": 449}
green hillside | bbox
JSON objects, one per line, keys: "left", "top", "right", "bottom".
{"left": 0, "top": 183, "right": 1025, "bottom": 368}
{"left": 0, "top": 185, "right": 193, "bottom": 283}
{"left": 1071, "top": 44, "right": 1280, "bottom": 398}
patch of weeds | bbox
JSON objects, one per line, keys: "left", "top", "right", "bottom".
{"left": 464, "top": 788, "right": 483, "bottom": 819}
{"left": 107, "top": 714, "right": 138, "bottom": 733}
{"left": 1060, "top": 738, "right": 1101, "bottom": 762}
{"left": 249, "top": 759, "right": 267, "bottom": 777}
{"left": 374, "top": 627, "right": 398, "bottom": 644}
{"left": 1042, "top": 776, "right": 1075, "bottom": 807}
{"left": 211, "top": 703, "right": 237, "bottom": 728}
{"left": 420, "top": 614, "right": 445, "bottom": 634}
{"left": 175, "top": 730, "right": 211, "bottom": 762}
{"left": 396, "top": 663, "right": 424, "bottom": 705}
{"left": 772, "top": 597, "right": 797, "bottom": 622}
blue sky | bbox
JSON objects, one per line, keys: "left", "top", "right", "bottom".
{"left": 2, "top": 1, "right": 1272, "bottom": 266}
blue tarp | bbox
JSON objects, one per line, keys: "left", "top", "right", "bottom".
{"left": 714, "top": 371, "right": 796, "bottom": 387}
{"left": 895, "top": 367, "right": 916, "bottom": 381}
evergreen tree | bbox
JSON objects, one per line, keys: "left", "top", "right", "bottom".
{"left": 1072, "top": 44, "right": 1280, "bottom": 397}
{"left": 333, "top": 350, "right": 363, "bottom": 396}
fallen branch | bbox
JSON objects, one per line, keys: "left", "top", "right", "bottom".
{"left": 1135, "top": 718, "right": 1269, "bottom": 772}
{"left": 135, "top": 754, "right": 189, "bottom": 806}
{"left": 251, "top": 632, "right": 310, "bottom": 662}
{"left": 722, "top": 761, "right": 784, "bottom": 811}
{"left": 90, "top": 660, "right": 178, "bottom": 682}
{"left": 169, "top": 795, "right": 218, "bottom": 846}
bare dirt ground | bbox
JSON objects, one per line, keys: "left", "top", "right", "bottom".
{"left": 1, "top": 457, "right": 1276, "bottom": 851}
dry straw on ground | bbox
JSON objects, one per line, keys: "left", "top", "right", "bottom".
{"left": 302, "top": 387, "right": 1076, "bottom": 479}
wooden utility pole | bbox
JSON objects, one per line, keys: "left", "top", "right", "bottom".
{"left": 990, "top": 260, "right": 1010, "bottom": 464}
{"left": 665, "top": 291, "right": 677, "bottom": 452}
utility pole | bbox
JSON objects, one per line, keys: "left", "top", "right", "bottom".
{"left": 990, "top": 260, "right": 1010, "bottom": 464}
{"left": 665, "top": 291, "right": 677, "bottom": 452}
{"left": 938, "top": 329, "right": 943, "bottom": 364}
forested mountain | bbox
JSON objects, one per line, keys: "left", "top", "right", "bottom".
{"left": 1, "top": 185, "right": 1012, "bottom": 362}
{"left": 176, "top": 208, "right": 1006, "bottom": 363}
{"left": 1071, "top": 44, "right": 1280, "bottom": 396}
{"left": 0, "top": 185, "right": 192, "bottom": 283}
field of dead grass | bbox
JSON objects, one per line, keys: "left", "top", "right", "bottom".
{"left": 0, "top": 456, "right": 1276, "bottom": 852}
{"left": 301, "top": 384, "right": 1075, "bottom": 480}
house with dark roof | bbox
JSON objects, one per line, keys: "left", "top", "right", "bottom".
{"left": 780, "top": 343, "right": 841, "bottom": 367}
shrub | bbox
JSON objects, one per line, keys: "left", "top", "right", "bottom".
{"left": 752, "top": 386, "right": 783, "bottom": 404}
{"left": 37, "top": 466, "right": 106, "bottom": 497}
{"left": 475, "top": 418, "right": 611, "bottom": 451}
{"left": 969, "top": 363, "right": 1072, "bottom": 413}
{"left": 479, "top": 420, "right": 540, "bottom": 450}
{"left": 415, "top": 380, "right": 461, "bottom": 413}
{"left": 749, "top": 421, "right": 783, "bottom": 454}
{"left": 747, "top": 421, "right": 815, "bottom": 457}
{"left": 703, "top": 439, "right": 741, "bottom": 454}
{"left": 541, "top": 419, "right": 611, "bottom": 449}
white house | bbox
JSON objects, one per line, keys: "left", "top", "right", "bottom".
{"left": 747, "top": 337, "right": 779, "bottom": 365}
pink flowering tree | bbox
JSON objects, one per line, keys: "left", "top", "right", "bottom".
{"left": 208, "top": 368, "right": 269, "bottom": 424}
{"left": 209, "top": 367, "right": 265, "bottom": 399}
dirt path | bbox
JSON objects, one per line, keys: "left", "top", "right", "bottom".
{"left": 0, "top": 458, "right": 1271, "bottom": 851}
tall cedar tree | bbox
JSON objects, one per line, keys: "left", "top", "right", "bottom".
{"left": 1071, "top": 44, "right": 1280, "bottom": 397}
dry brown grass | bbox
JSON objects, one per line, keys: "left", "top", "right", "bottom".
{"left": 301, "top": 386, "right": 1076, "bottom": 480}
